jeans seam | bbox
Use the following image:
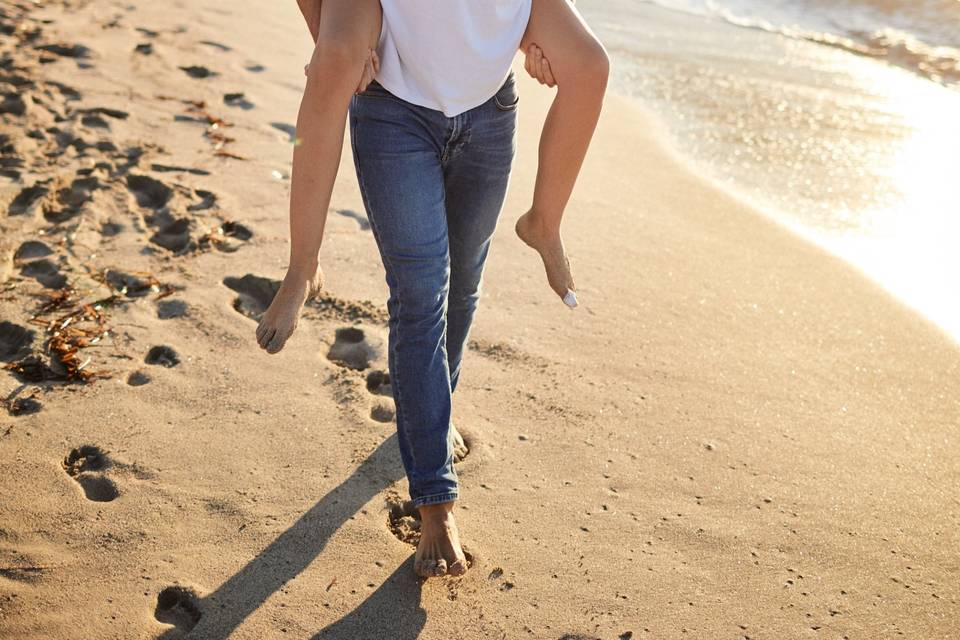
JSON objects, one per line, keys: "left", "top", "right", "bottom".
{"left": 349, "top": 112, "right": 413, "bottom": 466}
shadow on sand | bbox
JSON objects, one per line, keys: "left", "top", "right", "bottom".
{"left": 155, "top": 434, "right": 427, "bottom": 639}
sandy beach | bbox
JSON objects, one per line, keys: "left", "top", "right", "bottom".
{"left": 1, "top": 1, "right": 958, "bottom": 638}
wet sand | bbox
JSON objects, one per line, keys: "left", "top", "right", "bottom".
{"left": 1, "top": 1, "right": 958, "bottom": 638}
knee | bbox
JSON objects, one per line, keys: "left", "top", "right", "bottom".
{"left": 393, "top": 264, "right": 450, "bottom": 322}
{"left": 308, "top": 36, "right": 363, "bottom": 80}
{"left": 565, "top": 42, "right": 610, "bottom": 93}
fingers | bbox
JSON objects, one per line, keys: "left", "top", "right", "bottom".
{"left": 541, "top": 56, "right": 557, "bottom": 88}
{"left": 524, "top": 44, "right": 537, "bottom": 80}
{"left": 535, "top": 46, "right": 546, "bottom": 84}
{"left": 524, "top": 45, "right": 557, "bottom": 87}
{"left": 356, "top": 49, "right": 379, "bottom": 94}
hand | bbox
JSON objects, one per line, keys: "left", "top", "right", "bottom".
{"left": 356, "top": 48, "right": 380, "bottom": 94}
{"left": 524, "top": 44, "right": 556, "bottom": 87}
{"left": 303, "top": 49, "right": 381, "bottom": 94}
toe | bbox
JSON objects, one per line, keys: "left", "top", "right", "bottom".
{"left": 266, "top": 328, "right": 289, "bottom": 354}
{"left": 414, "top": 558, "right": 427, "bottom": 578}
{"left": 258, "top": 328, "right": 276, "bottom": 350}
{"left": 448, "top": 558, "right": 468, "bottom": 576}
{"left": 434, "top": 558, "right": 448, "bottom": 577}
{"left": 417, "top": 559, "right": 437, "bottom": 578}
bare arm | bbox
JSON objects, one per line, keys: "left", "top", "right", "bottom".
{"left": 296, "top": 0, "right": 322, "bottom": 42}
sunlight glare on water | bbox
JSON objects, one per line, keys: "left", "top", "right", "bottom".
{"left": 823, "top": 68, "right": 960, "bottom": 341}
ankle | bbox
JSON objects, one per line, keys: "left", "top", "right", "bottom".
{"left": 284, "top": 261, "right": 319, "bottom": 283}
{"left": 418, "top": 501, "right": 455, "bottom": 521}
{"left": 521, "top": 209, "right": 561, "bottom": 236}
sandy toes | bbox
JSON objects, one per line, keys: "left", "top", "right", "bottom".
{"left": 414, "top": 503, "right": 469, "bottom": 579}
{"left": 255, "top": 270, "right": 323, "bottom": 354}
{"left": 515, "top": 210, "right": 578, "bottom": 308}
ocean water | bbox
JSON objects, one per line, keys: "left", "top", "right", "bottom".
{"left": 578, "top": 0, "right": 960, "bottom": 342}
{"left": 639, "top": 0, "right": 960, "bottom": 87}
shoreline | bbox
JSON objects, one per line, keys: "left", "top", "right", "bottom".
{"left": 581, "top": 0, "right": 960, "bottom": 344}
{"left": 2, "top": 1, "right": 959, "bottom": 638}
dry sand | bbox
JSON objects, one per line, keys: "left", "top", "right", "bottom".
{"left": 1, "top": 1, "right": 958, "bottom": 638}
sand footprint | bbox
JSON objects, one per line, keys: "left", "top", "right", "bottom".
{"left": 20, "top": 258, "right": 67, "bottom": 289}
{"left": 44, "top": 175, "right": 104, "bottom": 224}
{"left": 179, "top": 65, "right": 217, "bottom": 79}
{"left": 386, "top": 495, "right": 421, "bottom": 547}
{"left": 126, "top": 174, "right": 173, "bottom": 211}
{"left": 62, "top": 445, "right": 119, "bottom": 502}
{"left": 326, "top": 326, "right": 383, "bottom": 371}
{"left": 0, "top": 321, "right": 35, "bottom": 363}
{"left": 364, "top": 370, "right": 395, "bottom": 423}
{"left": 385, "top": 495, "right": 475, "bottom": 568}
{"left": 127, "top": 371, "right": 151, "bottom": 387}
{"left": 13, "top": 241, "right": 53, "bottom": 263}
{"left": 145, "top": 345, "right": 180, "bottom": 368}
{"left": 363, "top": 368, "right": 468, "bottom": 460}
{"left": 222, "top": 274, "right": 280, "bottom": 321}
{"left": 105, "top": 270, "right": 161, "bottom": 299}
{"left": 154, "top": 585, "right": 202, "bottom": 633}
{"left": 199, "top": 220, "right": 253, "bottom": 253}
{"left": 150, "top": 218, "right": 193, "bottom": 253}
{"left": 9, "top": 184, "right": 49, "bottom": 216}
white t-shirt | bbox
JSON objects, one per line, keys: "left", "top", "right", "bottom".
{"left": 376, "top": 0, "right": 532, "bottom": 117}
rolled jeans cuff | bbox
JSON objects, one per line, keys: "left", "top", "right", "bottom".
{"left": 412, "top": 492, "right": 459, "bottom": 508}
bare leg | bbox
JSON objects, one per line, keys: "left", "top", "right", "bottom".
{"left": 415, "top": 502, "right": 469, "bottom": 578}
{"left": 517, "top": 0, "right": 609, "bottom": 307}
{"left": 256, "top": 0, "right": 381, "bottom": 353}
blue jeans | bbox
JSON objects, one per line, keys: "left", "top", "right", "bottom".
{"left": 349, "top": 74, "right": 518, "bottom": 507}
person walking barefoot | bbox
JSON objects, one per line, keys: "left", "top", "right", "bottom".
{"left": 259, "top": 0, "right": 608, "bottom": 581}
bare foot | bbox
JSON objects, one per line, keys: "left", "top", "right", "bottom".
{"left": 451, "top": 424, "right": 469, "bottom": 463}
{"left": 255, "top": 268, "right": 322, "bottom": 354}
{"left": 515, "top": 210, "right": 577, "bottom": 308}
{"left": 415, "top": 502, "right": 468, "bottom": 578}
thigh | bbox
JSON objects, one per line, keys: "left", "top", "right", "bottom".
{"left": 350, "top": 94, "right": 449, "bottom": 296}
{"left": 444, "top": 80, "right": 519, "bottom": 283}
{"left": 519, "top": 0, "right": 606, "bottom": 82}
